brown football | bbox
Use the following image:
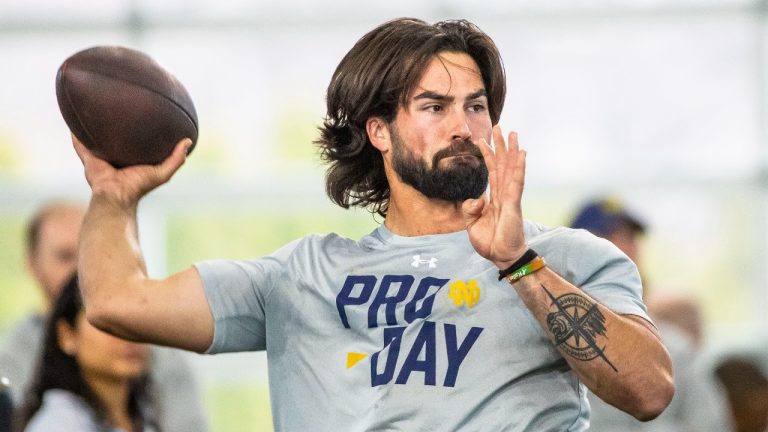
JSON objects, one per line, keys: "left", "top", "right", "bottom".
{"left": 56, "top": 46, "right": 198, "bottom": 168}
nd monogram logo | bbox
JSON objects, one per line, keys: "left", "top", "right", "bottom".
{"left": 448, "top": 280, "right": 481, "bottom": 308}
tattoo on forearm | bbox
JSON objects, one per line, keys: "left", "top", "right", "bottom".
{"left": 542, "top": 284, "right": 618, "bottom": 372}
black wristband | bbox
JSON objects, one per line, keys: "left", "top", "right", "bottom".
{"left": 497, "top": 249, "right": 539, "bottom": 281}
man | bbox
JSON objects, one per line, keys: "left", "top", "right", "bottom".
{"left": 0, "top": 202, "right": 209, "bottom": 432}
{"left": 73, "top": 18, "right": 673, "bottom": 430}
{"left": 570, "top": 197, "right": 730, "bottom": 431}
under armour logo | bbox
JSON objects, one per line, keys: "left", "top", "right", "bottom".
{"left": 411, "top": 255, "right": 438, "bottom": 268}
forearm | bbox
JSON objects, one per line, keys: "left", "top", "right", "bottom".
{"left": 509, "top": 266, "right": 674, "bottom": 420}
{"left": 78, "top": 192, "right": 150, "bottom": 335}
{"left": 78, "top": 192, "right": 213, "bottom": 351}
{"left": 72, "top": 137, "right": 212, "bottom": 351}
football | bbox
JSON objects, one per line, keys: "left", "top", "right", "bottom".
{"left": 56, "top": 46, "right": 198, "bottom": 168}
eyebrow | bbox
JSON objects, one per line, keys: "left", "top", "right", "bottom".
{"left": 467, "top": 89, "right": 487, "bottom": 100}
{"left": 413, "top": 88, "right": 488, "bottom": 102}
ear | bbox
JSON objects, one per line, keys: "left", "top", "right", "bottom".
{"left": 366, "top": 117, "right": 391, "bottom": 153}
{"left": 57, "top": 320, "right": 78, "bottom": 356}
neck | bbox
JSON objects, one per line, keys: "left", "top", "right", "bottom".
{"left": 384, "top": 183, "right": 468, "bottom": 236}
{"left": 84, "top": 373, "right": 135, "bottom": 432}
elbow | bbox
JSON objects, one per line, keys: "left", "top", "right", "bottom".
{"left": 630, "top": 375, "right": 675, "bottom": 422}
{"left": 78, "top": 276, "right": 112, "bottom": 331}
{"left": 80, "top": 282, "right": 125, "bottom": 335}
{"left": 80, "top": 278, "right": 152, "bottom": 341}
{"left": 83, "top": 298, "right": 119, "bottom": 333}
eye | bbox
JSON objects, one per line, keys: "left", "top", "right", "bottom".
{"left": 468, "top": 104, "right": 487, "bottom": 113}
{"left": 426, "top": 104, "right": 443, "bottom": 113}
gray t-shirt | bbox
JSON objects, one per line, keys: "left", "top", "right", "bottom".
{"left": 25, "top": 389, "right": 157, "bottom": 432}
{"left": 196, "top": 221, "right": 649, "bottom": 431}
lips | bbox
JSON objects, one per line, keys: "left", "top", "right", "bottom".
{"left": 433, "top": 139, "right": 483, "bottom": 164}
{"left": 434, "top": 149, "right": 482, "bottom": 164}
{"left": 442, "top": 153, "right": 478, "bottom": 161}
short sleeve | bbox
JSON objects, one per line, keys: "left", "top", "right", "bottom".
{"left": 194, "top": 239, "right": 301, "bottom": 354}
{"left": 532, "top": 227, "right": 651, "bottom": 322}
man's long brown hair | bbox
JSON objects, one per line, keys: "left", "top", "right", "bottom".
{"left": 316, "top": 18, "right": 506, "bottom": 216}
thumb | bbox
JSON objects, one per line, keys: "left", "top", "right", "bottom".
{"left": 461, "top": 198, "right": 485, "bottom": 227}
{"left": 154, "top": 138, "right": 192, "bottom": 181}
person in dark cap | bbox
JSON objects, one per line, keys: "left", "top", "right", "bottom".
{"left": 570, "top": 197, "right": 645, "bottom": 265}
{"left": 570, "top": 197, "right": 731, "bottom": 432}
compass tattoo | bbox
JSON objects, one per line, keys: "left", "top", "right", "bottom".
{"left": 542, "top": 284, "right": 618, "bottom": 372}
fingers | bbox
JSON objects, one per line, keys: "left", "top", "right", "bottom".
{"left": 71, "top": 133, "right": 115, "bottom": 186}
{"left": 513, "top": 149, "right": 527, "bottom": 204}
{"left": 515, "top": 149, "right": 526, "bottom": 184}
{"left": 72, "top": 133, "right": 190, "bottom": 201}
{"left": 503, "top": 129, "right": 522, "bottom": 182}
{"left": 71, "top": 134, "right": 106, "bottom": 168}
{"left": 507, "top": 131, "right": 519, "bottom": 157}
{"left": 71, "top": 133, "right": 87, "bottom": 163}
{"left": 484, "top": 127, "right": 527, "bottom": 205}
{"left": 506, "top": 131, "right": 525, "bottom": 190}
{"left": 492, "top": 126, "right": 508, "bottom": 184}
{"left": 477, "top": 138, "right": 497, "bottom": 203}
{"left": 154, "top": 138, "right": 191, "bottom": 183}
{"left": 502, "top": 131, "right": 525, "bottom": 211}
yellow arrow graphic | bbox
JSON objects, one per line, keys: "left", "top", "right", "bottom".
{"left": 346, "top": 352, "right": 368, "bottom": 369}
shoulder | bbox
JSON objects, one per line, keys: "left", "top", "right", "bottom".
{"left": 524, "top": 220, "right": 620, "bottom": 260}
{"left": 524, "top": 220, "right": 640, "bottom": 288}
{"left": 524, "top": 219, "right": 599, "bottom": 244}
{"left": 272, "top": 232, "right": 363, "bottom": 264}
{"left": 195, "top": 232, "right": 361, "bottom": 286}
{"left": 25, "top": 390, "right": 101, "bottom": 432}
{"left": 291, "top": 232, "right": 360, "bottom": 251}
{"left": 525, "top": 221, "right": 649, "bottom": 317}
{"left": 195, "top": 233, "right": 358, "bottom": 298}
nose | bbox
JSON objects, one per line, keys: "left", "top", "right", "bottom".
{"left": 449, "top": 108, "right": 472, "bottom": 142}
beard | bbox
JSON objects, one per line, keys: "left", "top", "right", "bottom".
{"left": 390, "top": 126, "right": 488, "bottom": 202}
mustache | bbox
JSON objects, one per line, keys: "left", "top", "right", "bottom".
{"left": 432, "top": 139, "right": 484, "bottom": 164}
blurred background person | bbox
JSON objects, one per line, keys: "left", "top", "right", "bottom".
{"left": 0, "top": 201, "right": 208, "bottom": 432}
{"left": 570, "top": 197, "right": 731, "bottom": 431}
{"left": 714, "top": 355, "right": 768, "bottom": 432}
{"left": 569, "top": 198, "right": 645, "bottom": 271}
{"left": 15, "top": 273, "right": 157, "bottom": 432}
{"left": 1, "top": 377, "right": 11, "bottom": 432}
{"left": 646, "top": 293, "right": 704, "bottom": 348}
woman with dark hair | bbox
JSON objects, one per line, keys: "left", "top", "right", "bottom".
{"left": 15, "top": 273, "right": 157, "bottom": 432}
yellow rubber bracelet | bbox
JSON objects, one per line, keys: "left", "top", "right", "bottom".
{"left": 505, "top": 256, "right": 546, "bottom": 284}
